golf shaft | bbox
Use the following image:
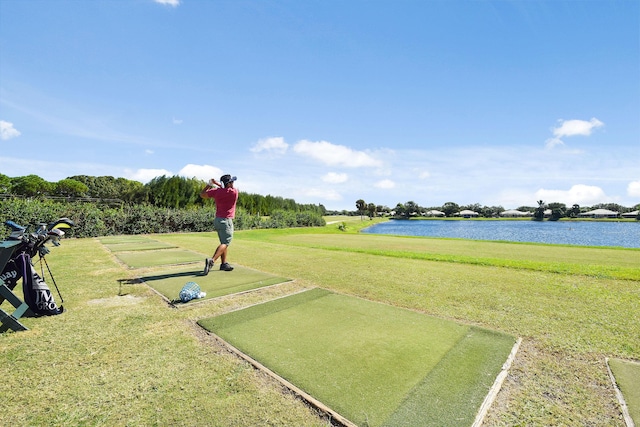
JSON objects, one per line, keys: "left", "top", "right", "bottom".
{"left": 41, "top": 255, "right": 64, "bottom": 304}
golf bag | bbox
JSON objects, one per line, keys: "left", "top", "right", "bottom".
{"left": 2, "top": 218, "right": 74, "bottom": 316}
{"left": 1, "top": 252, "right": 63, "bottom": 316}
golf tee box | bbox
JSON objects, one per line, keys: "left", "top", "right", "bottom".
{"left": 98, "top": 236, "right": 291, "bottom": 304}
{"left": 137, "top": 264, "right": 291, "bottom": 304}
{"left": 199, "top": 288, "right": 518, "bottom": 427}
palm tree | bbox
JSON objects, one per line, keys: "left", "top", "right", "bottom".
{"left": 356, "top": 199, "right": 366, "bottom": 220}
{"left": 533, "top": 200, "right": 546, "bottom": 221}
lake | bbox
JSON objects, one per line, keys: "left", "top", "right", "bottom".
{"left": 361, "top": 219, "right": 640, "bottom": 248}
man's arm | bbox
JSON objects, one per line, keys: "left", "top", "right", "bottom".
{"left": 200, "top": 179, "right": 221, "bottom": 198}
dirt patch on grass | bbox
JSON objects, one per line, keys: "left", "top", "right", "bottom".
{"left": 483, "top": 338, "right": 624, "bottom": 426}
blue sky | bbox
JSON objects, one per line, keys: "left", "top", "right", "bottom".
{"left": 1, "top": 0, "right": 638, "bottom": 211}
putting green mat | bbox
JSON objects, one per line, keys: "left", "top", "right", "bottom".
{"left": 139, "top": 264, "right": 291, "bottom": 302}
{"left": 609, "top": 358, "right": 640, "bottom": 425}
{"left": 114, "top": 248, "right": 203, "bottom": 268}
{"left": 199, "top": 288, "right": 516, "bottom": 427}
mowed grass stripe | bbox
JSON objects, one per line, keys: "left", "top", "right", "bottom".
{"left": 237, "top": 231, "right": 640, "bottom": 280}
{"left": 200, "top": 288, "right": 515, "bottom": 427}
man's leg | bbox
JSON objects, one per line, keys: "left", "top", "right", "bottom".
{"left": 214, "top": 218, "right": 234, "bottom": 271}
{"left": 204, "top": 243, "right": 227, "bottom": 275}
{"left": 212, "top": 243, "right": 227, "bottom": 263}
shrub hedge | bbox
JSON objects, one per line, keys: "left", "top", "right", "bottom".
{"left": 0, "top": 198, "right": 325, "bottom": 238}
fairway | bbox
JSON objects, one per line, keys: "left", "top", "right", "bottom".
{"left": 139, "top": 264, "right": 291, "bottom": 303}
{"left": 199, "top": 288, "right": 517, "bottom": 427}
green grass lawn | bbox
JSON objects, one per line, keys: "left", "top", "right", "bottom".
{"left": 102, "top": 240, "right": 178, "bottom": 252}
{"left": 99, "top": 235, "right": 155, "bottom": 244}
{"left": 1, "top": 223, "right": 638, "bottom": 426}
{"left": 113, "top": 248, "right": 204, "bottom": 268}
{"left": 200, "top": 288, "right": 516, "bottom": 427}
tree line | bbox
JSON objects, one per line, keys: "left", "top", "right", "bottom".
{"left": 0, "top": 198, "right": 325, "bottom": 238}
{"left": 0, "top": 173, "right": 326, "bottom": 216}
{"left": 355, "top": 199, "right": 640, "bottom": 219}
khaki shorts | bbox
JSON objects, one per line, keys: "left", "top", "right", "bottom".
{"left": 214, "top": 217, "right": 234, "bottom": 245}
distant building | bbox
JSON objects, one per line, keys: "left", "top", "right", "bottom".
{"left": 578, "top": 209, "right": 619, "bottom": 218}
{"left": 500, "top": 209, "right": 531, "bottom": 217}
{"left": 457, "top": 209, "right": 479, "bottom": 218}
{"left": 425, "top": 210, "right": 445, "bottom": 217}
{"left": 621, "top": 210, "right": 639, "bottom": 218}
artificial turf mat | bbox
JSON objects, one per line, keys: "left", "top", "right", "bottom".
{"left": 199, "top": 288, "right": 516, "bottom": 427}
{"left": 113, "top": 249, "right": 203, "bottom": 268}
{"left": 139, "top": 264, "right": 291, "bottom": 302}
{"left": 608, "top": 358, "right": 640, "bottom": 425}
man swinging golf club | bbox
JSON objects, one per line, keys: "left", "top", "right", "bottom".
{"left": 200, "top": 174, "right": 239, "bottom": 274}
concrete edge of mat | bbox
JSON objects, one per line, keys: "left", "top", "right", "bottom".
{"left": 606, "top": 357, "right": 636, "bottom": 427}
{"left": 200, "top": 326, "right": 357, "bottom": 427}
{"left": 471, "top": 337, "right": 523, "bottom": 427}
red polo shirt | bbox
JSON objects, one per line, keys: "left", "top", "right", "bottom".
{"left": 204, "top": 187, "right": 239, "bottom": 218}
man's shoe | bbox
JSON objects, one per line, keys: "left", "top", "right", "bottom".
{"left": 220, "top": 262, "right": 234, "bottom": 271}
{"left": 203, "top": 258, "right": 214, "bottom": 275}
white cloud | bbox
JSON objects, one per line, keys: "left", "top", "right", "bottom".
{"left": 154, "top": 0, "right": 180, "bottom": 7}
{"left": 417, "top": 170, "right": 431, "bottom": 179}
{"left": 628, "top": 180, "right": 640, "bottom": 198}
{"left": 0, "top": 120, "right": 21, "bottom": 140}
{"left": 250, "top": 137, "right": 288, "bottom": 156}
{"left": 178, "top": 164, "right": 223, "bottom": 181}
{"left": 145, "top": 149, "right": 154, "bottom": 155}
{"left": 535, "top": 184, "right": 610, "bottom": 206}
{"left": 546, "top": 118, "right": 604, "bottom": 149}
{"left": 553, "top": 118, "right": 604, "bottom": 137}
{"left": 375, "top": 179, "right": 395, "bottom": 189}
{"left": 322, "top": 172, "right": 348, "bottom": 184}
{"left": 293, "top": 140, "right": 382, "bottom": 168}
{"left": 172, "top": 118, "right": 183, "bottom": 125}
{"left": 129, "top": 168, "right": 173, "bottom": 183}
